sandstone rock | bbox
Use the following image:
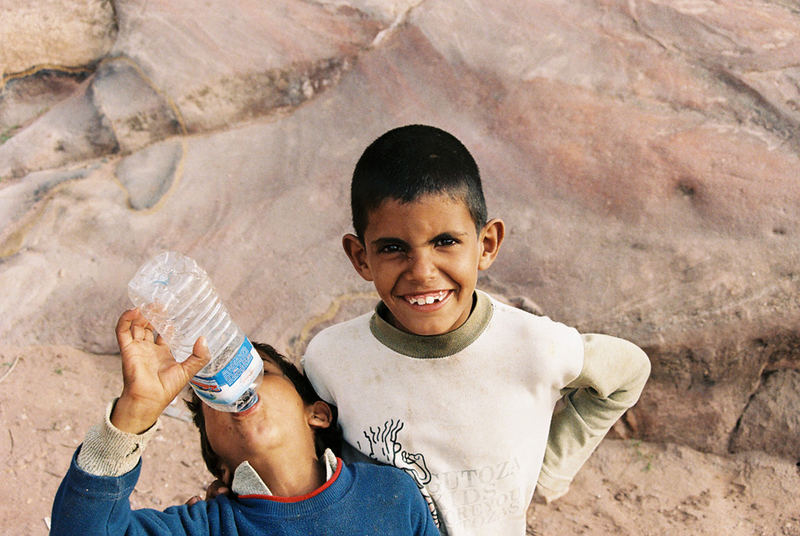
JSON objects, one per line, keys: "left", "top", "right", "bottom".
{"left": 0, "top": 56, "right": 184, "bottom": 180}
{"left": 109, "top": 0, "right": 384, "bottom": 132}
{"left": 0, "top": 0, "right": 387, "bottom": 176}
{"left": 0, "top": 0, "right": 115, "bottom": 77}
{"left": 415, "top": 0, "right": 800, "bottom": 140}
{"left": 0, "top": 70, "right": 89, "bottom": 136}
{"left": 115, "top": 139, "right": 183, "bottom": 210}
{"left": 0, "top": 166, "right": 97, "bottom": 257}
{"left": 317, "top": 0, "right": 422, "bottom": 22}
{"left": 91, "top": 59, "right": 182, "bottom": 154}
{"left": 0, "top": 78, "right": 118, "bottom": 180}
{"left": 730, "top": 368, "right": 800, "bottom": 460}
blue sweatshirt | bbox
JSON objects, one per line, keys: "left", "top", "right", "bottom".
{"left": 51, "top": 449, "right": 439, "bottom": 536}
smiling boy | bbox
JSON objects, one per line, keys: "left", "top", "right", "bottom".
{"left": 347, "top": 193, "right": 501, "bottom": 336}
{"left": 50, "top": 309, "right": 438, "bottom": 536}
{"left": 302, "top": 124, "right": 651, "bottom": 535}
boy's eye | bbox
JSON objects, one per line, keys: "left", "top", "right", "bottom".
{"left": 263, "top": 362, "right": 282, "bottom": 375}
{"left": 378, "top": 244, "right": 404, "bottom": 254}
{"left": 434, "top": 237, "right": 458, "bottom": 247}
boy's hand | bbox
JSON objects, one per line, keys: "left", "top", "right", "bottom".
{"left": 185, "top": 479, "right": 231, "bottom": 506}
{"left": 111, "top": 309, "right": 210, "bottom": 434}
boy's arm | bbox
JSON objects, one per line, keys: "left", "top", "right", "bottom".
{"left": 51, "top": 447, "right": 214, "bottom": 536}
{"left": 76, "top": 398, "right": 160, "bottom": 477}
{"left": 536, "top": 333, "right": 650, "bottom": 502}
{"left": 51, "top": 447, "right": 143, "bottom": 536}
{"left": 415, "top": 502, "right": 442, "bottom": 536}
{"left": 52, "top": 402, "right": 205, "bottom": 536}
{"left": 51, "top": 309, "right": 212, "bottom": 534}
{"left": 75, "top": 308, "right": 210, "bottom": 475}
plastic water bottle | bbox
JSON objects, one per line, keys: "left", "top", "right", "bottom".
{"left": 127, "top": 251, "right": 263, "bottom": 413}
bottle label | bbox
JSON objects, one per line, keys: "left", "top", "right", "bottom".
{"left": 190, "top": 338, "right": 262, "bottom": 405}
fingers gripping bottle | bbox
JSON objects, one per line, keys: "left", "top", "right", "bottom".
{"left": 128, "top": 251, "right": 263, "bottom": 413}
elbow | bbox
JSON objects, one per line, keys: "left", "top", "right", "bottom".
{"left": 634, "top": 342, "right": 651, "bottom": 382}
{"left": 624, "top": 340, "right": 651, "bottom": 401}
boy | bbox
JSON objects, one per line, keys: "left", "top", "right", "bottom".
{"left": 302, "top": 124, "right": 651, "bottom": 535}
{"left": 50, "top": 309, "right": 438, "bottom": 535}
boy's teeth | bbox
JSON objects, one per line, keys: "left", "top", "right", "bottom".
{"left": 407, "top": 291, "right": 447, "bottom": 305}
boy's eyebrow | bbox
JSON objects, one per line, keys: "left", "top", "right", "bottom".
{"left": 261, "top": 357, "right": 288, "bottom": 377}
{"left": 431, "top": 231, "right": 470, "bottom": 242}
{"left": 371, "top": 237, "right": 409, "bottom": 249}
{"left": 265, "top": 358, "right": 283, "bottom": 369}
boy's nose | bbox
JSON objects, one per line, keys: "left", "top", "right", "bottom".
{"left": 406, "top": 250, "right": 437, "bottom": 281}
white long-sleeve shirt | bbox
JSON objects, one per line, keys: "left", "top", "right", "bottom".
{"left": 303, "top": 290, "right": 650, "bottom": 536}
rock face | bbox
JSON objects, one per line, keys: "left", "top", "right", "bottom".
{"left": 0, "top": 0, "right": 116, "bottom": 77}
{"left": 731, "top": 369, "right": 800, "bottom": 460}
{"left": 1, "top": 1, "right": 799, "bottom": 531}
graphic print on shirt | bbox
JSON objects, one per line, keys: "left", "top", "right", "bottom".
{"left": 357, "top": 419, "right": 441, "bottom": 528}
{"left": 358, "top": 418, "right": 527, "bottom": 530}
{"left": 425, "top": 456, "right": 524, "bottom": 530}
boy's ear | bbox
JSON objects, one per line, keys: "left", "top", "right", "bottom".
{"left": 478, "top": 218, "right": 505, "bottom": 271}
{"left": 307, "top": 401, "right": 333, "bottom": 430}
{"left": 342, "top": 233, "right": 374, "bottom": 281}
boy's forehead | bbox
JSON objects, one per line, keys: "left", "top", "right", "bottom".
{"left": 367, "top": 192, "right": 476, "bottom": 225}
{"left": 373, "top": 189, "right": 467, "bottom": 209}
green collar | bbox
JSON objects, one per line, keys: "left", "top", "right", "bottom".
{"left": 369, "top": 291, "right": 493, "bottom": 358}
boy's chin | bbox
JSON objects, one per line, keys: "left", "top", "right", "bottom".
{"left": 388, "top": 310, "right": 467, "bottom": 336}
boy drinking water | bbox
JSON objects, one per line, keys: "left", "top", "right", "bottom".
{"left": 302, "top": 124, "right": 651, "bottom": 535}
{"left": 50, "top": 309, "right": 438, "bottom": 535}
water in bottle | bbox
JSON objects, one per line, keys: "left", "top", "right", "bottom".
{"left": 127, "top": 251, "right": 263, "bottom": 413}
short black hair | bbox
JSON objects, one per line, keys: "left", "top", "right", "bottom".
{"left": 351, "top": 124, "right": 488, "bottom": 240}
{"left": 185, "top": 342, "right": 341, "bottom": 479}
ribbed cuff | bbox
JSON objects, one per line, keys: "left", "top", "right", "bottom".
{"left": 76, "top": 399, "right": 160, "bottom": 477}
{"left": 536, "top": 466, "right": 571, "bottom": 503}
